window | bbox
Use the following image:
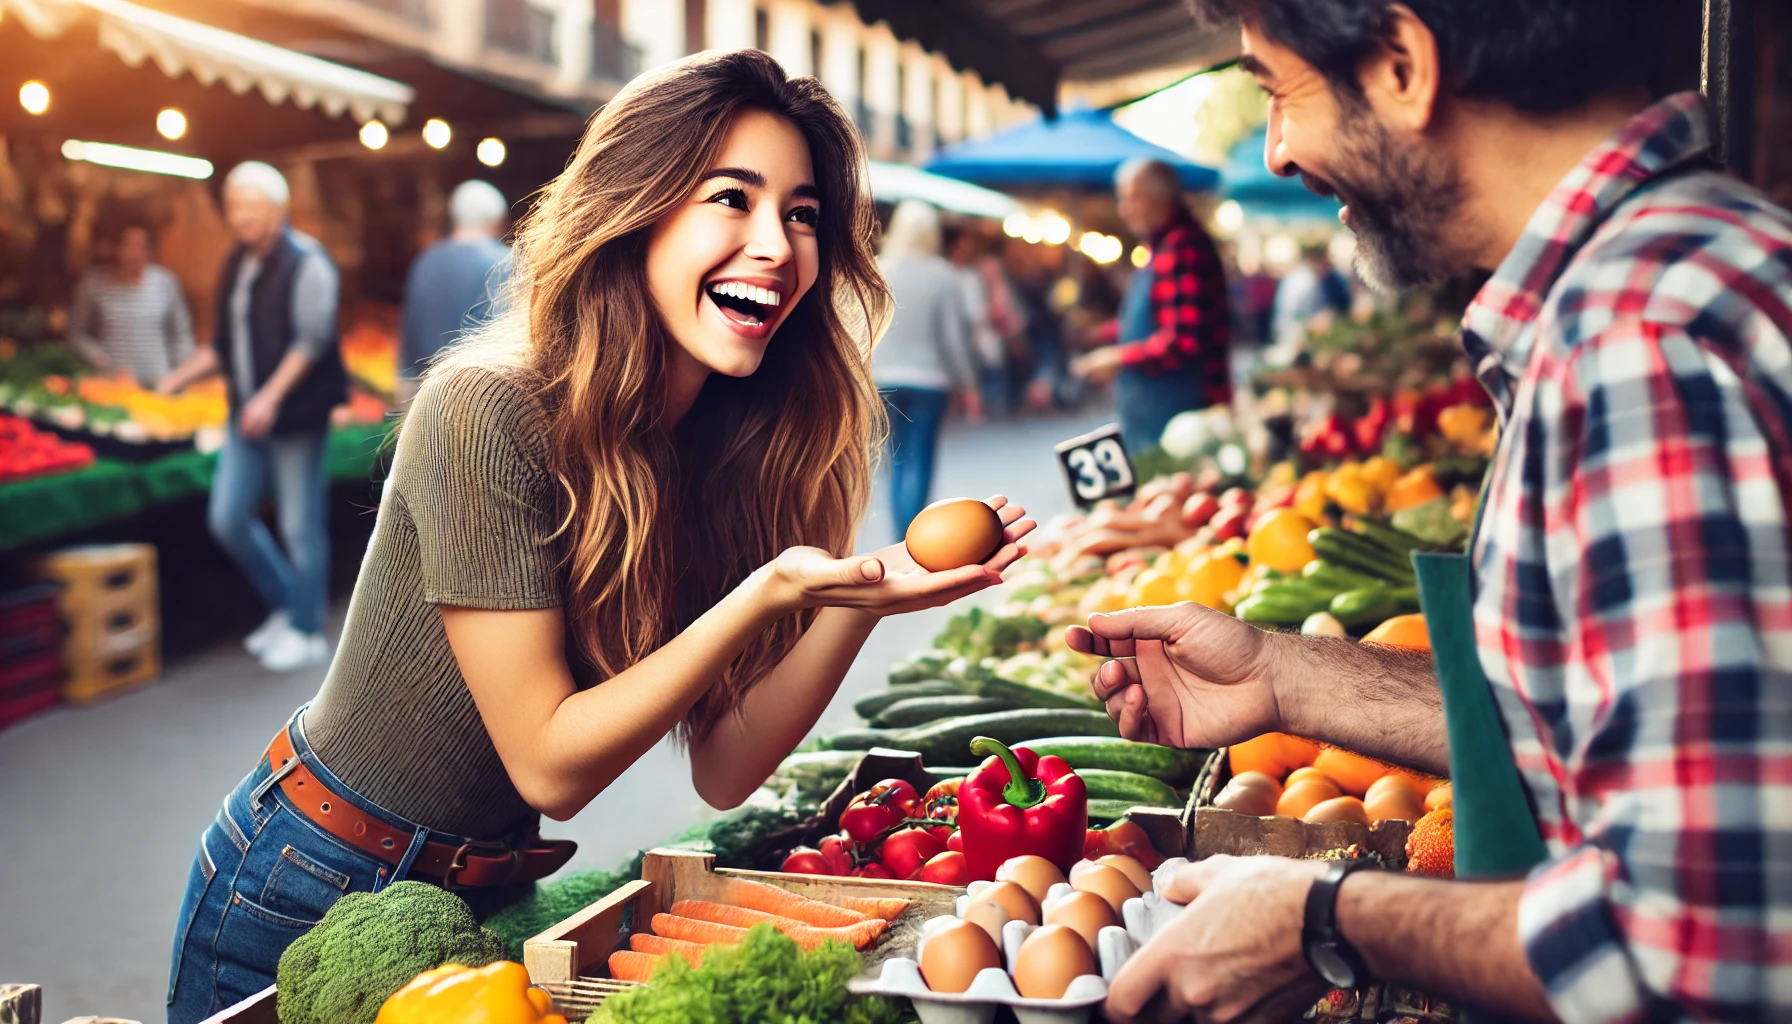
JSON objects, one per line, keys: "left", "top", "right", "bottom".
{"left": 754, "top": 5, "right": 768, "bottom": 51}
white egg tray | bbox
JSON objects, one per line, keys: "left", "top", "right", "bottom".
{"left": 848, "top": 860, "right": 1193, "bottom": 1024}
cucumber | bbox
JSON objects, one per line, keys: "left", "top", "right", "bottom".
{"left": 888, "top": 650, "right": 953, "bottom": 684}
{"left": 873, "top": 695, "right": 1018, "bottom": 729}
{"left": 1302, "top": 560, "right": 1383, "bottom": 593}
{"left": 818, "top": 728, "right": 893, "bottom": 751}
{"left": 1077, "top": 768, "right": 1184, "bottom": 806}
{"left": 889, "top": 709, "right": 1120, "bottom": 766}
{"left": 1087, "top": 798, "right": 1176, "bottom": 823}
{"left": 852, "top": 680, "right": 970, "bottom": 720}
{"left": 771, "top": 750, "right": 864, "bottom": 798}
{"left": 1236, "top": 581, "right": 1331, "bottom": 625}
{"left": 976, "top": 674, "right": 1100, "bottom": 710}
{"left": 1310, "top": 528, "right": 1415, "bottom": 582}
{"left": 1015, "top": 736, "right": 1207, "bottom": 784}
{"left": 924, "top": 766, "right": 975, "bottom": 783}
{"left": 1329, "top": 585, "right": 1421, "bottom": 626}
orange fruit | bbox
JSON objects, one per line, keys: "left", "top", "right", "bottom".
{"left": 1406, "top": 808, "right": 1455, "bottom": 877}
{"left": 1424, "top": 783, "right": 1453, "bottom": 812}
{"left": 1312, "top": 748, "right": 1387, "bottom": 798}
{"left": 1245, "top": 509, "right": 1319, "bottom": 573}
{"left": 1303, "top": 796, "right": 1370, "bottom": 825}
{"left": 1227, "top": 734, "right": 1289, "bottom": 778}
{"left": 1285, "top": 766, "right": 1331, "bottom": 789}
{"left": 1364, "top": 774, "right": 1422, "bottom": 804}
{"left": 1278, "top": 735, "right": 1321, "bottom": 770}
{"left": 1362, "top": 614, "right": 1431, "bottom": 650}
{"left": 1363, "top": 787, "right": 1424, "bottom": 823}
{"left": 1276, "top": 779, "right": 1341, "bottom": 819}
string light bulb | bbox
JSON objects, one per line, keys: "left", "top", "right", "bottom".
{"left": 156, "top": 108, "right": 187, "bottom": 140}
{"left": 476, "top": 137, "right": 507, "bottom": 167}
{"left": 422, "top": 118, "right": 451, "bottom": 149}
{"left": 19, "top": 81, "right": 50, "bottom": 115}
{"left": 359, "top": 119, "right": 389, "bottom": 150}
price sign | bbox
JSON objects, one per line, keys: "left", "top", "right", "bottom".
{"left": 1054, "top": 423, "right": 1136, "bottom": 509}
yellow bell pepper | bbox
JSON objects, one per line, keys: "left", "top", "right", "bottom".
{"left": 1293, "top": 470, "right": 1329, "bottom": 521}
{"left": 1179, "top": 549, "right": 1247, "bottom": 609}
{"left": 1359, "top": 456, "right": 1401, "bottom": 494}
{"left": 1385, "top": 466, "right": 1446, "bottom": 512}
{"left": 1128, "top": 568, "right": 1182, "bottom": 608}
{"left": 1437, "top": 404, "right": 1492, "bottom": 450}
{"left": 1245, "top": 508, "right": 1318, "bottom": 573}
{"left": 1324, "top": 466, "right": 1377, "bottom": 515}
{"left": 375, "top": 962, "right": 567, "bottom": 1024}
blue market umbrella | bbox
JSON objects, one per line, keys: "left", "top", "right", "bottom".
{"left": 925, "top": 109, "right": 1219, "bottom": 191}
{"left": 1221, "top": 127, "right": 1343, "bottom": 221}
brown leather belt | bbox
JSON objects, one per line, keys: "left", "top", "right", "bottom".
{"left": 265, "top": 726, "right": 576, "bottom": 888}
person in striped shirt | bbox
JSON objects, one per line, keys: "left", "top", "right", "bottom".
{"left": 67, "top": 221, "right": 194, "bottom": 386}
{"left": 1067, "top": 1, "right": 1792, "bottom": 1022}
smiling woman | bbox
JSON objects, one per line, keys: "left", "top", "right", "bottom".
{"left": 164, "top": 49, "right": 1038, "bottom": 1022}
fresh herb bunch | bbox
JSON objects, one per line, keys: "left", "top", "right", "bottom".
{"left": 594, "top": 923, "right": 913, "bottom": 1024}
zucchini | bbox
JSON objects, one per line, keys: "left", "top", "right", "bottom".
{"left": 1087, "top": 798, "right": 1176, "bottom": 823}
{"left": 873, "top": 695, "right": 1018, "bottom": 729}
{"left": 1309, "top": 528, "right": 1415, "bottom": 582}
{"left": 1076, "top": 768, "right": 1184, "bottom": 806}
{"left": 892, "top": 709, "right": 1120, "bottom": 766}
{"left": 976, "top": 674, "right": 1100, "bottom": 710}
{"left": 1015, "top": 736, "right": 1207, "bottom": 784}
{"left": 852, "top": 680, "right": 970, "bottom": 720}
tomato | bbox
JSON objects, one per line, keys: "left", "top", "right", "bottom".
{"left": 879, "top": 827, "right": 947, "bottom": 880}
{"left": 839, "top": 779, "right": 921, "bottom": 844}
{"left": 780, "top": 847, "right": 836, "bottom": 876}
{"left": 917, "top": 850, "right": 969, "bottom": 886}
{"left": 818, "top": 833, "right": 860, "bottom": 875}
{"left": 853, "top": 862, "right": 895, "bottom": 880}
{"left": 946, "top": 830, "right": 963, "bottom": 853}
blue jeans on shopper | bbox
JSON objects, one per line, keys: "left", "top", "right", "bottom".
{"left": 207, "top": 424, "right": 329, "bottom": 634}
{"left": 166, "top": 711, "right": 523, "bottom": 1022}
{"left": 884, "top": 386, "right": 949, "bottom": 537}
{"left": 1114, "top": 367, "right": 1207, "bottom": 454}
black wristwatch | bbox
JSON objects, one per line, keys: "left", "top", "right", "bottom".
{"left": 1302, "top": 859, "right": 1376, "bottom": 988}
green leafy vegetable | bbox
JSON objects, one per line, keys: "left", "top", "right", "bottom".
{"left": 1389, "top": 496, "right": 1470, "bottom": 550}
{"left": 275, "top": 881, "right": 505, "bottom": 1024}
{"left": 594, "top": 923, "right": 911, "bottom": 1024}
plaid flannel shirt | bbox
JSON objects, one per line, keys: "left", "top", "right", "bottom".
{"left": 1465, "top": 92, "right": 1792, "bottom": 1023}
{"left": 1103, "top": 208, "right": 1234, "bottom": 404}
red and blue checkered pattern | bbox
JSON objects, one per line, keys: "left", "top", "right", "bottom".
{"left": 1465, "top": 92, "right": 1792, "bottom": 1023}
{"left": 1104, "top": 208, "right": 1233, "bottom": 404}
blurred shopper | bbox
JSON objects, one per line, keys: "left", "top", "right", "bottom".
{"left": 159, "top": 161, "right": 347, "bottom": 672}
{"left": 1072, "top": 158, "right": 1231, "bottom": 451}
{"left": 1271, "top": 239, "right": 1350, "bottom": 352}
{"left": 874, "top": 199, "right": 979, "bottom": 534}
{"left": 67, "top": 221, "right": 194, "bottom": 386}
{"left": 397, "top": 180, "right": 512, "bottom": 406}
{"left": 948, "top": 229, "right": 1011, "bottom": 416}
{"left": 1080, "top": 2, "right": 1792, "bottom": 1024}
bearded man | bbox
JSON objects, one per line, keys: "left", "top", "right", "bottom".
{"left": 1069, "top": 2, "right": 1792, "bottom": 1022}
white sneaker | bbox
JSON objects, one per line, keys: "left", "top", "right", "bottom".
{"left": 244, "top": 611, "right": 290, "bottom": 657}
{"left": 258, "top": 627, "right": 330, "bottom": 672}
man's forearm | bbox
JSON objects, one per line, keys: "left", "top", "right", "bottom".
{"left": 1340, "top": 871, "right": 1557, "bottom": 1023}
{"left": 256, "top": 348, "right": 314, "bottom": 405}
{"left": 1268, "top": 633, "right": 1448, "bottom": 774}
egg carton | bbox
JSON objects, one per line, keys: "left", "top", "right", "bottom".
{"left": 849, "top": 862, "right": 1195, "bottom": 1024}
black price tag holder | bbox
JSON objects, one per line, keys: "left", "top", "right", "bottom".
{"left": 1054, "top": 423, "right": 1137, "bottom": 510}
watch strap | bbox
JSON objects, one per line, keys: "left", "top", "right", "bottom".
{"left": 1302, "top": 859, "right": 1375, "bottom": 987}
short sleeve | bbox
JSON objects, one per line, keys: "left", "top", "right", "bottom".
{"left": 393, "top": 366, "right": 565, "bottom": 609}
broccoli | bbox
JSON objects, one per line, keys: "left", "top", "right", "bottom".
{"left": 275, "top": 881, "right": 506, "bottom": 1024}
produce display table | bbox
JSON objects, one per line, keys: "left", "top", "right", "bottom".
{"left": 0, "top": 423, "right": 391, "bottom": 550}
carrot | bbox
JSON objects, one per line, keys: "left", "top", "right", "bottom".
{"left": 630, "top": 932, "right": 709, "bottom": 967}
{"left": 669, "top": 899, "right": 887, "bottom": 951}
{"left": 831, "top": 893, "right": 913, "bottom": 922}
{"left": 651, "top": 913, "right": 749, "bottom": 946}
{"left": 719, "top": 877, "right": 873, "bottom": 928}
{"left": 607, "top": 950, "right": 661, "bottom": 983}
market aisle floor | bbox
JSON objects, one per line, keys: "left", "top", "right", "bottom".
{"left": 0, "top": 405, "right": 1110, "bottom": 1023}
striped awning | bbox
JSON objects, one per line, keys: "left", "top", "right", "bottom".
{"left": 0, "top": 0, "right": 413, "bottom": 124}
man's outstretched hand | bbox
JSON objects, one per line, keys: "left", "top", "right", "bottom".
{"left": 1065, "top": 601, "right": 1282, "bottom": 750}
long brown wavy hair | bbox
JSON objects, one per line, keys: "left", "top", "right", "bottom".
{"left": 435, "top": 49, "right": 889, "bottom": 740}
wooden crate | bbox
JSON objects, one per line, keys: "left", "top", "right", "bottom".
{"left": 523, "top": 847, "right": 964, "bottom": 1008}
{"left": 198, "top": 986, "right": 276, "bottom": 1023}
{"left": 62, "top": 637, "right": 159, "bottom": 704}
{"left": 1189, "top": 747, "right": 1413, "bottom": 866}
{"left": 35, "top": 544, "right": 160, "bottom": 703}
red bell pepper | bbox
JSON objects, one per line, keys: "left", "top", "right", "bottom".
{"left": 839, "top": 779, "right": 920, "bottom": 844}
{"left": 958, "top": 737, "right": 1087, "bottom": 881}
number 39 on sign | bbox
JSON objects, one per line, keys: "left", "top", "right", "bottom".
{"left": 1054, "top": 423, "right": 1136, "bottom": 508}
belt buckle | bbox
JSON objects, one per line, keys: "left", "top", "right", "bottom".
{"left": 441, "top": 841, "right": 519, "bottom": 889}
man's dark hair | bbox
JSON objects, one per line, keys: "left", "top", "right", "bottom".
{"left": 1191, "top": 0, "right": 1689, "bottom": 114}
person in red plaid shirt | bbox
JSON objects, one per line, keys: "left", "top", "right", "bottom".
{"left": 1073, "top": 158, "right": 1233, "bottom": 451}
{"left": 1062, "top": 0, "right": 1792, "bottom": 1022}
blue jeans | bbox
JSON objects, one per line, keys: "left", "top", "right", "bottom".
{"left": 166, "top": 712, "right": 525, "bottom": 1023}
{"left": 884, "top": 387, "right": 949, "bottom": 537}
{"left": 1114, "top": 367, "right": 1207, "bottom": 453}
{"left": 207, "top": 424, "right": 329, "bottom": 633}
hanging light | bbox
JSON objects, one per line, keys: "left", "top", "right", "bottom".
{"left": 156, "top": 108, "right": 187, "bottom": 140}
{"left": 359, "top": 120, "right": 389, "bottom": 150}
{"left": 422, "top": 118, "right": 451, "bottom": 150}
{"left": 1130, "top": 245, "right": 1151, "bottom": 269}
{"left": 476, "top": 137, "right": 507, "bottom": 167}
{"left": 1214, "top": 199, "right": 1246, "bottom": 235}
{"left": 1038, "top": 211, "right": 1071, "bottom": 246}
{"left": 1002, "top": 212, "right": 1030, "bottom": 239}
{"left": 61, "top": 140, "right": 212, "bottom": 180}
{"left": 19, "top": 81, "right": 50, "bottom": 115}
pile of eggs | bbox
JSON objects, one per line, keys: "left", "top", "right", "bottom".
{"left": 1212, "top": 733, "right": 1451, "bottom": 826}
{"left": 852, "top": 853, "right": 1178, "bottom": 1024}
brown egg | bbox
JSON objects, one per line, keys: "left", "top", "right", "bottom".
{"left": 1425, "top": 782, "right": 1453, "bottom": 812}
{"left": 1070, "top": 863, "right": 1139, "bottom": 914}
{"left": 905, "top": 498, "right": 1004, "bottom": 572}
{"left": 1303, "top": 796, "right": 1371, "bottom": 825}
{"left": 963, "top": 880, "right": 1039, "bottom": 944}
{"left": 997, "top": 855, "right": 1068, "bottom": 903}
{"left": 1275, "top": 779, "right": 1341, "bottom": 819}
{"left": 1214, "top": 781, "right": 1279, "bottom": 817}
{"left": 1284, "top": 766, "right": 1332, "bottom": 790}
{"left": 1363, "top": 787, "right": 1424, "bottom": 823}
{"left": 1228, "top": 771, "right": 1284, "bottom": 799}
{"left": 1095, "top": 854, "right": 1153, "bottom": 893}
{"left": 920, "top": 918, "right": 1003, "bottom": 993}
{"left": 1365, "top": 774, "right": 1422, "bottom": 805}
{"left": 1012, "top": 923, "right": 1097, "bottom": 999}
{"left": 1043, "top": 889, "right": 1119, "bottom": 950}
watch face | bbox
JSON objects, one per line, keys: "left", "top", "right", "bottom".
{"left": 1310, "top": 943, "right": 1359, "bottom": 989}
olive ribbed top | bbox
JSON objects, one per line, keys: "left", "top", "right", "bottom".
{"left": 303, "top": 364, "right": 572, "bottom": 840}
